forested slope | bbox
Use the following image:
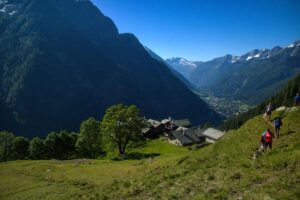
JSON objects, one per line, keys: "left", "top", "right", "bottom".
{"left": 221, "top": 73, "right": 300, "bottom": 131}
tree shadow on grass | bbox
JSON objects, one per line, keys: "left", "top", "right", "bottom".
{"left": 125, "top": 152, "right": 160, "bottom": 160}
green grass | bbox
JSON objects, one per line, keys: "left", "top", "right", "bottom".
{"left": 0, "top": 139, "right": 190, "bottom": 200}
{"left": 1, "top": 108, "right": 300, "bottom": 200}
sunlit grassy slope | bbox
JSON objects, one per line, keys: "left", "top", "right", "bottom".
{"left": 1, "top": 108, "right": 299, "bottom": 200}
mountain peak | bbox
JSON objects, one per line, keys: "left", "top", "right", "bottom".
{"left": 165, "top": 57, "right": 199, "bottom": 78}
{"left": 288, "top": 40, "right": 300, "bottom": 48}
{"left": 272, "top": 45, "right": 282, "bottom": 51}
{"left": 0, "top": 0, "right": 220, "bottom": 136}
{"left": 0, "top": 0, "right": 20, "bottom": 15}
{"left": 166, "top": 57, "right": 198, "bottom": 68}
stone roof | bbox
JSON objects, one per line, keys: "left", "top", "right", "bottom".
{"left": 201, "top": 128, "right": 224, "bottom": 140}
{"left": 190, "top": 127, "right": 206, "bottom": 138}
{"left": 147, "top": 119, "right": 163, "bottom": 128}
{"left": 170, "top": 131, "right": 194, "bottom": 146}
{"left": 142, "top": 128, "right": 151, "bottom": 134}
{"left": 173, "top": 119, "right": 191, "bottom": 127}
{"left": 176, "top": 126, "right": 189, "bottom": 131}
{"left": 161, "top": 119, "right": 171, "bottom": 124}
{"left": 184, "top": 129, "right": 201, "bottom": 143}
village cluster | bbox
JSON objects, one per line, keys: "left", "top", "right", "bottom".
{"left": 142, "top": 117, "right": 225, "bottom": 146}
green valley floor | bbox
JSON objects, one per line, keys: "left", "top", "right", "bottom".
{"left": 1, "top": 108, "right": 300, "bottom": 200}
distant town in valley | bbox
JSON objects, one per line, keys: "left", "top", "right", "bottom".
{"left": 194, "top": 91, "right": 253, "bottom": 118}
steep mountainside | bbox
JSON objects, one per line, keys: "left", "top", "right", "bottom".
{"left": 104, "top": 108, "right": 300, "bottom": 199}
{"left": 221, "top": 73, "right": 300, "bottom": 130}
{"left": 0, "top": 0, "right": 220, "bottom": 137}
{"left": 167, "top": 41, "right": 300, "bottom": 104}
{"left": 144, "top": 47, "right": 196, "bottom": 90}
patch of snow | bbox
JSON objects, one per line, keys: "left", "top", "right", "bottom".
{"left": 9, "top": 10, "right": 16, "bottom": 15}
{"left": 288, "top": 44, "right": 295, "bottom": 48}
{"left": 231, "top": 56, "right": 240, "bottom": 63}
{"left": 0, "top": 0, "right": 8, "bottom": 4}
{"left": 246, "top": 56, "right": 253, "bottom": 61}
{"left": 0, "top": 4, "right": 18, "bottom": 15}
{"left": 179, "top": 58, "right": 197, "bottom": 68}
{"left": 254, "top": 54, "right": 260, "bottom": 58}
{"left": 0, "top": 7, "right": 6, "bottom": 13}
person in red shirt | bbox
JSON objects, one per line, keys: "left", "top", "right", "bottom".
{"left": 265, "top": 128, "right": 274, "bottom": 150}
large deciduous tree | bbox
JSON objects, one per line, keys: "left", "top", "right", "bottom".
{"left": 101, "top": 104, "right": 144, "bottom": 159}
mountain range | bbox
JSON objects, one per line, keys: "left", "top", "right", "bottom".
{"left": 0, "top": 0, "right": 221, "bottom": 138}
{"left": 166, "top": 40, "right": 300, "bottom": 104}
{"left": 144, "top": 47, "right": 196, "bottom": 90}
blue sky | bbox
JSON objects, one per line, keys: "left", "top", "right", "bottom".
{"left": 92, "top": 0, "right": 300, "bottom": 61}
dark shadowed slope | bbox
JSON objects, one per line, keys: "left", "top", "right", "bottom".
{"left": 0, "top": 0, "right": 221, "bottom": 137}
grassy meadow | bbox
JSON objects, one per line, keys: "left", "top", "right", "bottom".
{"left": 1, "top": 108, "right": 300, "bottom": 200}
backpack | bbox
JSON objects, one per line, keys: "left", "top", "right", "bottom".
{"left": 260, "top": 131, "right": 266, "bottom": 143}
{"left": 265, "top": 131, "right": 272, "bottom": 142}
{"left": 275, "top": 119, "right": 282, "bottom": 127}
{"left": 266, "top": 105, "right": 272, "bottom": 113}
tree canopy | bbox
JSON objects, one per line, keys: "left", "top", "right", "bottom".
{"left": 0, "top": 131, "right": 15, "bottom": 162}
{"left": 101, "top": 104, "right": 144, "bottom": 159}
{"left": 29, "top": 137, "right": 46, "bottom": 160}
{"left": 12, "top": 136, "right": 29, "bottom": 159}
{"left": 76, "top": 117, "right": 102, "bottom": 158}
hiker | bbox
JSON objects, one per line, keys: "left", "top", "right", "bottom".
{"left": 259, "top": 130, "right": 267, "bottom": 152}
{"left": 294, "top": 93, "right": 300, "bottom": 106}
{"left": 264, "top": 102, "right": 273, "bottom": 121}
{"left": 273, "top": 117, "right": 282, "bottom": 138}
{"left": 265, "top": 128, "right": 274, "bottom": 150}
{"left": 251, "top": 130, "right": 267, "bottom": 159}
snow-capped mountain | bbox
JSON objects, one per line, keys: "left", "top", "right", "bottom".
{"left": 144, "top": 47, "right": 196, "bottom": 90}
{"left": 238, "top": 41, "right": 300, "bottom": 62}
{"left": 166, "top": 40, "right": 300, "bottom": 104}
{"left": 0, "top": 0, "right": 20, "bottom": 15}
{"left": 165, "top": 57, "right": 201, "bottom": 78}
{"left": 287, "top": 40, "right": 300, "bottom": 48}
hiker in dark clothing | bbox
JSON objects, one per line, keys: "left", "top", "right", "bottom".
{"left": 274, "top": 117, "right": 282, "bottom": 138}
{"left": 252, "top": 130, "right": 268, "bottom": 159}
{"left": 294, "top": 93, "right": 300, "bottom": 106}
{"left": 264, "top": 102, "right": 273, "bottom": 121}
{"left": 259, "top": 130, "right": 267, "bottom": 152}
{"left": 265, "top": 128, "right": 274, "bottom": 150}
